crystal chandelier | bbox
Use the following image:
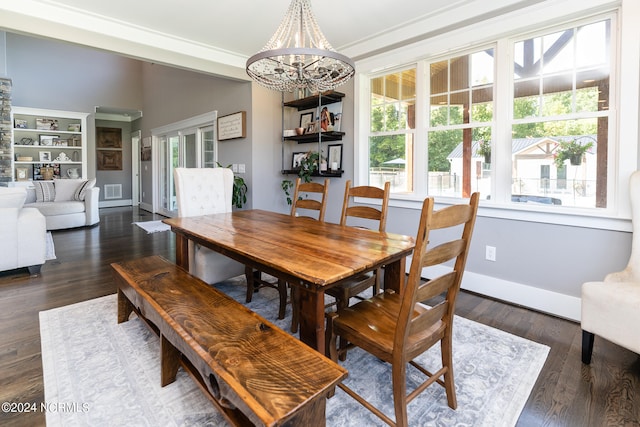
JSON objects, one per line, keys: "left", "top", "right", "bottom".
{"left": 246, "top": 0, "right": 355, "bottom": 92}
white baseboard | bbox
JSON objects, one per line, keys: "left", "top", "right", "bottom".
{"left": 138, "top": 202, "right": 153, "bottom": 213}
{"left": 99, "top": 199, "right": 133, "bottom": 208}
{"left": 413, "top": 260, "right": 581, "bottom": 322}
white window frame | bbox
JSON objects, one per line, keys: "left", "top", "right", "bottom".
{"left": 355, "top": 3, "right": 638, "bottom": 232}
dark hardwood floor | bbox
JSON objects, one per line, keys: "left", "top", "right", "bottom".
{"left": 0, "top": 207, "right": 638, "bottom": 426}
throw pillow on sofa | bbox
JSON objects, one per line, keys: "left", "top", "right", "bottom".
{"left": 74, "top": 178, "right": 96, "bottom": 201}
{"left": 34, "top": 181, "right": 55, "bottom": 202}
{"left": 52, "top": 178, "right": 96, "bottom": 202}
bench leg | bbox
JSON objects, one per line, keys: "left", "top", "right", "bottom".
{"left": 117, "top": 289, "right": 134, "bottom": 324}
{"left": 161, "top": 334, "right": 181, "bottom": 387}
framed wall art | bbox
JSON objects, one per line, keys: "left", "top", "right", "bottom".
{"left": 217, "top": 111, "right": 246, "bottom": 141}
{"left": 96, "top": 127, "right": 123, "bottom": 148}
{"left": 97, "top": 150, "right": 123, "bottom": 170}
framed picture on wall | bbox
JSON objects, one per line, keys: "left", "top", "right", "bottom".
{"left": 96, "top": 127, "right": 123, "bottom": 148}
{"left": 97, "top": 150, "right": 123, "bottom": 170}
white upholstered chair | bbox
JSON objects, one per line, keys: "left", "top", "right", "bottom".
{"left": 581, "top": 170, "right": 640, "bottom": 363}
{"left": 174, "top": 167, "right": 245, "bottom": 284}
{"left": 0, "top": 187, "right": 47, "bottom": 276}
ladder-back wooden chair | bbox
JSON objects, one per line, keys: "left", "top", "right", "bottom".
{"left": 325, "top": 180, "right": 391, "bottom": 311}
{"left": 326, "top": 193, "right": 479, "bottom": 427}
{"left": 247, "top": 177, "right": 329, "bottom": 322}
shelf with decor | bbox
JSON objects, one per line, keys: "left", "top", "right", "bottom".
{"left": 281, "top": 90, "right": 345, "bottom": 177}
{"left": 11, "top": 107, "right": 88, "bottom": 181}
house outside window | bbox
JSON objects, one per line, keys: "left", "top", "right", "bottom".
{"left": 364, "top": 12, "right": 615, "bottom": 215}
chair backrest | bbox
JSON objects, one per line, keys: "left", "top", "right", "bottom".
{"left": 174, "top": 167, "right": 234, "bottom": 217}
{"left": 290, "top": 178, "right": 330, "bottom": 222}
{"left": 396, "top": 193, "right": 479, "bottom": 356}
{"left": 340, "top": 180, "right": 390, "bottom": 232}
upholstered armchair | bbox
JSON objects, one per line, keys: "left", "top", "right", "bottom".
{"left": 0, "top": 187, "right": 47, "bottom": 275}
{"left": 173, "top": 168, "right": 245, "bottom": 284}
{"left": 581, "top": 171, "right": 640, "bottom": 363}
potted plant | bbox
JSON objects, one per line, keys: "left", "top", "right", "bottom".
{"left": 217, "top": 162, "right": 248, "bottom": 208}
{"left": 477, "top": 140, "right": 492, "bottom": 164}
{"left": 282, "top": 151, "right": 320, "bottom": 205}
{"left": 554, "top": 138, "right": 594, "bottom": 168}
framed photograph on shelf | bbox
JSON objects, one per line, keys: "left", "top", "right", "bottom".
{"left": 39, "top": 151, "right": 52, "bottom": 162}
{"left": 292, "top": 152, "right": 307, "bottom": 170}
{"left": 53, "top": 138, "right": 68, "bottom": 147}
{"left": 299, "top": 112, "right": 314, "bottom": 129}
{"left": 14, "top": 119, "right": 27, "bottom": 129}
{"left": 328, "top": 144, "right": 343, "bottom": 171}
{"left": 305, "top": 121, "right": 317, "bottom": 134}
{"left": 15, "top": 167, "right": 28, "bottom": 181}
{"left": 36, "top": 118, "right": 59, "bottom": 130}
{"left": 39, "top": 134, "right": 59, "bottom": 146}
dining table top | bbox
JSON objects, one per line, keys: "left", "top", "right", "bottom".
{"left": 163, "top": 209, "right": 415, "bottom": 290}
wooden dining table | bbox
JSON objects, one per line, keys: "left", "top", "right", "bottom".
{"left": 163, "top": 209, "right": 415, "bottom": 353}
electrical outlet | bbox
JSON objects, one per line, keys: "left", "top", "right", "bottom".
{"left": 485, "top": 245, "right": 496, "bottom": 262}
{"left": 232, "top": 164, "right": 238, "bottom": 173}
{"left": 238, "top": 164, "right": 245, "bottom": 173}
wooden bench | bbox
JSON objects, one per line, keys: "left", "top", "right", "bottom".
{"left": 112, "top": 255, "right": 347, "bottom": 427}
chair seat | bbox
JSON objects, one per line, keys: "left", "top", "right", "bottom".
{"left": 581, "top": 281, "right": 640, "bottom": 355}
{"left": 333, "top": 292, "right": 446, "bottom": 361}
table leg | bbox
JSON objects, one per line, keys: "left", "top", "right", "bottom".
{"left": 175, "top": 233, "right": 189, "bottom": 270}
{"left": 297, "top": 287, "right": 325, "bottom": 353}
{"left": 383, "top": 257, "right": 406, "bottom": 294}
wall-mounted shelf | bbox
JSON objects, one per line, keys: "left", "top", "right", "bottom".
{"left": 281, "top": 91, "right": 345, "bottom": 177}
{"left": 281, "top": 169, "right": 343, "bottom": 177}
{"left": 284, "top": 131, "right": 345, "bottom": 143}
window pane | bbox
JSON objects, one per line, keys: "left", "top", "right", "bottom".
{"left": 369, "top": 134, "right": 413, "bottom": 193}
{"left": 428, "top": 49, "right": 494, "bottom": 198}
{"left": 512, "top": 118, "right": 601, "bottom": 208}
{"left": 369, "top": 67, "right": 416, "bottom": 194}
{"left": 512, "top": 18, "right": 610, "bottom": 209}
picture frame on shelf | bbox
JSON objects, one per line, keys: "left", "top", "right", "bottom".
{"left": 39, "top": 151, "right": 51, "bottom": 162}
{"left": 67, "top": 123, "right": 81, "bottom": 132}
{"left": 305, "top": 121, "right": 318, "bottom": 134}
{"left": 328, "top": 144, "right": 343, "bottom": 171}
{"left": 15, "top": 167, "right": 28, "bottom": 181}
{"left": 14, "top": 119, "right": 27, "bottom": 129}
{"left": 36, "top": 118, "right": 58, "bottom": 130}
{"left": 292, "top": 152, "right": 307, "bottom": 170}
{"left": 53, "top": 138, "right": 68, "bottom": 147}
{"left": 299, "top": 112, "right": 314, "bottom": 129}
{"left": 39, "top": 134, "right": 59, "bottom": 146}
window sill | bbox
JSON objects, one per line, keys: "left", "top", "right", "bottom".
{"left": 380, "top": 194, "right": 632, "bottom": 232}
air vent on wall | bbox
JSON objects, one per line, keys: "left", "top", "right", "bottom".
{"left": 104, "top": 184, "right": 122, "bottom": 199}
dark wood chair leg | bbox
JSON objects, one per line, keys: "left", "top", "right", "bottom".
{"left": 582, "top": 330, "right": 595, "bottom": 364}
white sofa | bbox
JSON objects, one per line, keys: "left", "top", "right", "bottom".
{"left": 0, "top": 187, "right": 46, "bottom": 275}
{"left": 24, "top": 179, "right": 100, "bottom": 230}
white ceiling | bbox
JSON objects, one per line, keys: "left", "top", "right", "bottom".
{"left": 0, "top": 0, "right": 545, "bottom": 80}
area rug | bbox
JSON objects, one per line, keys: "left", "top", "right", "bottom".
{"left": 132, "top": 220, "right": 171, "bottom": 234}
{"left": 45, "top": 231, "right": 56, "bottom": 260}
{"left": 40, "top": 276, "right": 549, "bottom": 427}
